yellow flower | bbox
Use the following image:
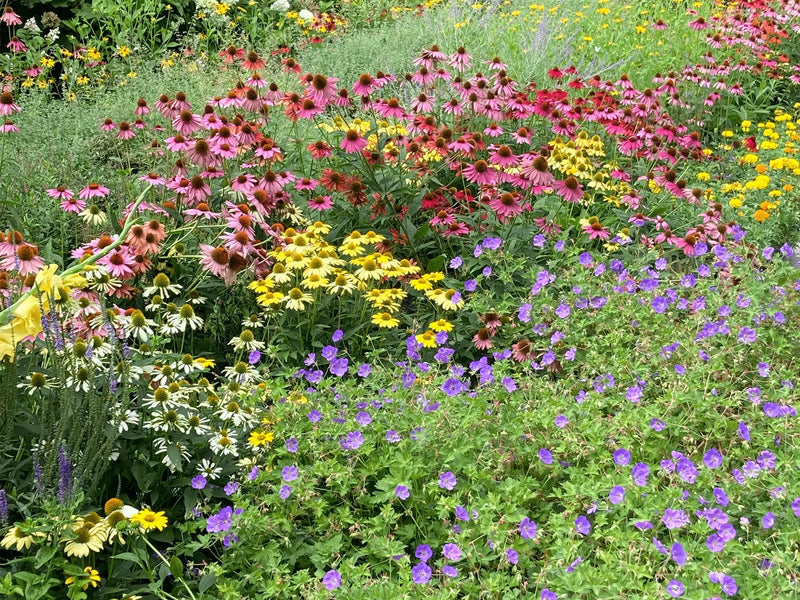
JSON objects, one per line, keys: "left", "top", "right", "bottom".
{"left": 117, "top": 46, "right": 131, "bottom": 57}
{"left": 1, "top": 525, "right": 46, "bottom": 551}
{"left": 372, "top": 312, "right": 399, "bottom": 328}
{"left": 248, "top": 430, "right": 274, "bottom": 447}
{"left": 696, "top": 172, "right": 710, "bottom": 181}
{"left": 63, "top": 524, "right": 105, "bottom": 557}
{"left": 415, "top": 330, "right": 437, "bottom": 348}
{"left": 65, "top": 567, "right": 101, "bottom": 590}
{"left": 429, "top": 319, "right": 453, "bottom": 332}
{"left": 130, "top": 509, "right": 168, "bottom": 532}
{"left": 728, "top": 197, "right": 743, "bottom": 209}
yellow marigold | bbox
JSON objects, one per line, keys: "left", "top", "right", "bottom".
{"left": 753, "top": 209, "right": 770, "bottom": 222}
{"left": 754, "top": 163, "right": 768, "bottom": 174}
{"left": 696, "top": 172, "right": 710, "bottom": 181}
{"left": 742, "top": 153, "right": 759, "bottom": 164}
{"left": 728, "top": 197, "right": 743, "bottom": 208}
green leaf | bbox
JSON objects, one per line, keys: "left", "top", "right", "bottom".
{"left": 169, "top": 555, "right": 183, "bottom": 579}
{"left": 198, "top": 574, "right": 217, "bottom": 593}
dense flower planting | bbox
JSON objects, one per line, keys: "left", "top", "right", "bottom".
{"left": 0, "top": 0, "right": 799, "bottom": 598}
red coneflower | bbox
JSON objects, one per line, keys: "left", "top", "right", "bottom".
{"left": 241, "top": 50, "right": 265, "bottom": 71}
{"left": 219, "top": 45, "right": 245, "bottom": 63}
{"left": 307, "top": 139, "right": 332, "bottom": 160}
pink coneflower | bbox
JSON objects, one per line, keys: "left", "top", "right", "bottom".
{"left": 441, "top": 221, "right": 470, "bottom": 237}
{"left": 442, "top": 97, "right": 463, "bottom": 116}
{"left": 472, "top": 328, "right": 494, "bottom": 350}
{"left": 232, "top": 173, "right": 257, "bottom": 193}
{"left": 116, "top": 121, "right": 135, "bottom": 140}
{"left": 352, "top": 73, "right": 376, "bottom": 96}
{"left": 7, "top": 37, "right": 26, "bottom": 53}
{"left": 675, "top": 233, "right": 698, "bottom": 256}
{"left": 340, "top": 130, "right": 367, "bottom": 154}
{"left": 1, "top": 7, "right": 22, "bottom": 26}
{"left": 186, "top": 176, "right": 211, "bottom": 203}
{"left": 489, "top": 145, "right": 518, "bottom": 167}
{"left": 511, "top": 338, "right": 533, "bottom": 362}
{"left": 294, "top": 177, "right": 318, "bottom": 191}
{"left": 511, "top": 127, "right": 532, "bottom": 144}
{"left": 374, "top": 97, "right": 406, "bottom": 119}
{"left": 0, "top": 92, "right": 21, "bottom": 116}
{"left": 166, "top": 176, "right": 191, "bottom": 195}
{"left": 187, "top": 139, "right": 219, "bottom": 167}
{"left": 582, "top": 220, "right": 611, "bottom": 240}
{"left": 553, "top": 177, "right": 584, "bottom": 203}
{"left": 139, "top": 173, "right": 166, "bottom": 187}
{"left": 430, "top": 209, "right": 455, "bottom": 226}
{"left": 3, "top": 244, "right": 44, "bottom": 275}
{"left": 60, "top": 197, "right": 86, "bottom": 214}
{"left": 486, "top": 56, "right": 508, "bottom": 71}
{"left": 307, "top": 195, "right": 333, "bottom": 211}
{"left": 306, "top": 73, "right": 338, "bottom": 106}
{"left": 154, "top": 94, "right": 174, "bottom": 117}
{"left": 448, "top": 137, "right": 473, "bottom": 153}
{"left": 165, "top": 134, "right": 192, "bottom": 152}
{"left": 652, "top": 18, "right": 668, "bottom": 30}
{"left": 241, "top": 50, "right": 265, "bottom": 71}
{"left": 489, "top": 192, "right": 524, "bottom": 221}
{"left": 281, "top": 57, "right": 302, "bottom": 75}
{"left": 410, "top": 93, "right": 435, "bottom": 114}
{"left": 246, "top": 72, "right": 267, "bottom": 88}
{"left": 134, "top": 98, "right": 150, "bottom": 116}
{"left": 99, "top": 248, "right": 136, "bottom": 279}
{"left": 170, "top": 91, "right": 191, "bottom": 112}
{"left": 259, "top": 170, "right": 285, "bottom": 195}
{"left": 483, "top": 123, "right": 503, "bottom": 137}
{"left": 462, "top": 160, "right": 498, "bottom": 186}
{"left": 225, "top": 212, "right": 255, "bottom": 233}
{"left": 411, "top": 66, "right": 436, "bottom": 86}
{"left": 688, "top": 16, "right": 709, "bottom": 30}
{"left": 520, "top": 155, "right": 555, "bottom": 187}
{"left": 23, "top": 66, "right": 43, "bottom": 77}
{"left": 200, "top": 244, "right": 236, "bottom": 285}
{"left": 47, "top": 186, "right": 74, "bottom": 201}
{"left": 210, "top": 125, "right": 238, "bottom": 149}
{"left": 221, "top": 229, "right": 257, "bottom": 257}
{"left": 173, "top": 110, "right": 202, "bottom": 135}
{"left": 296, "top": 97, "right": 324, "bottom": 119}
{"left": 79, "top": 183, "right": 110, "bottom": 200}
{"left": 131, "top": 253, "right": 152, "bottom": 275}
{"left": 264, "top": 83, "right": 284, "bottom": 105}
{"left": 183, "top": 202, "right": 221, "bottom": 221}
{"left": 449, "top": 46, "right": 472, "bottom": 72}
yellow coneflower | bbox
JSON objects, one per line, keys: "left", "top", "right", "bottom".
{"left": 372, "top": 312, "right": 399, "bottom": 328}
{"left": 1, "top": 524, "right": 46, "bottom": 551}
{"left": 342, "top": 231, "right": 366, "bottom": 246}
{"left": 415, "top": 330, "right": 437, "bottom": 348}
{"left": 284, "top": 252, "right": 311, "bottom": 271}
{"left": 284, "top": 287, "right": 313, "bottom": 310}
{"left": 327, "top": 272, "right": 357, "bottom": 295}
{"left": 338, "top": 241, "right": 365, "bottom": 257}
{"left": 301, "top": 273, "right": 329, "bottom": 290}
{"left": 257, "top": 290, "right": 284, "bottom": 307}
{"left": 354, "top": 258, "right": 383, "bottom": 281}
{"left": 266, "top": 263, "right": 292, "bottom": 285}
{"left": 303, "top": 256, "right": 333, "bottom": 278}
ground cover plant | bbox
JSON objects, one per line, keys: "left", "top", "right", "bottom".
{"left": 1, "top": 0, "right": 800, "bottom": 598}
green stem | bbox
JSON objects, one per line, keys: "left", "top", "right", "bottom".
{"left": 141, "top": 535, "right": 198, "bottom": 600}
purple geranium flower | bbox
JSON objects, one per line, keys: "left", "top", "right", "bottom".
{"left": 322, "top": 569, "right": 341, "bottom": 590}
{"left": 279, "top": 484, "right": 292, "bottom": 499}
{"left": 281, "top": 465, "right": 298, "bottom": 482}
{"left": 613, "top": 448, "right": 631, "bottom": 466}
{"left": 411, "top": 562, "right": 431, "bottom": 584}
{"left": 438, "top": 471, "right": 457, "bottom": 490}
{"left": 506, "top": 548, "right": 518, "bottom": 564}
{"left": 703, "top": 449, "right": 723, "bottom": 469}
{"left": 609, "top": 486, "right": 625, "bottom": 505}
{"left": 662, "top": 508, "right": 689, "bottom": 530}
{"left": 191, "top": 474, "right": 207, "bottom": 490}
{"left": 519, "top": 517, "right": 537, "bottom": 540}
{"left": 395, "top": 485, "right": 410, "bottom": 500}
{"left": 666, "top": 580, "right": 684, "bottom": 597}
{"left": 574, "top": 515, "right": 591, "bottom": 536}
{"left": 443, "top": 543, "right": 462, "bottom": 561}
{"left": 415, "top": 544, "right": 433, "bottom": 561}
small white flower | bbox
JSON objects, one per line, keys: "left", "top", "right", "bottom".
{"left": 270, "top": 0, "right": 291, "bottom": 12}
{"left": 298, "top": 9, "right": 314, "bottom": 19}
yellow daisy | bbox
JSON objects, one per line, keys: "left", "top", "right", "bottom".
{"left": 130, "top": 509, "right": 168, "bottom": 532}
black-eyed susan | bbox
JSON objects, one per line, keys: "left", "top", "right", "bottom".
{"left": 372, "top": 312, "right": 399, "bottom": 328}
{"left": 130, "top": 508, "right": 168, "bottom": 532}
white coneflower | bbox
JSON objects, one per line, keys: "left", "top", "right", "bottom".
{"left": 17, "top": 372, "right": 55, "bottom": 395}
{"left": 242, "top": 313, "right": 265, "bottom": 329}
{"left": 153, "top": 438, "right": 190, "bottom": 472}
{"left": 283, "top": 287, "right": 313, "bottom": 311}
{"left": 145, "top": 409, "right": 189, "bottom": 433}
{"left": 109, "top": 403, "right": 140, "bottom": 433}
{"left": 123, "top": 309, "right": 155, "bottom": 342}
{"left": 185, "top": 413, "right": 211, "bottom": 436}
{"left": 209, "top": 430, "right": 239, "bottom": 457}
{"left": 196, "top": 458, "right": 223, "bottom": 479}
{"left": 172, "top": 353, "right": 201, "bottom": 375}
{"left": 142, "top": 386, "right": 179, "bottom": 410}
{"left": 114, "top": 361, "right": 145, "bottom": 385}
{"left": 83, "top": 266, "right": 121, "bottom": 294}
{"left": 66, "top": 366, "right": 92, "bottom": 392}
{"left": 185, "top": 289, "right": 207, "bottom": 305}
{"left": 143, "top": 273, "right": 183, "bottom": 298}
{"left": 145, "top": 294, "right": 164, "bottom": 313}
{"left": 222, "top": 361, "right": 262, "bottom": 386}
{"left": 166, "top": 303, "right": 204, "bottom": 332}
{"left": 229, "top": 329, "right": 265, "bottom": 353}
{"left": 79, "top": 204, "right": 108, "bottom": 227}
